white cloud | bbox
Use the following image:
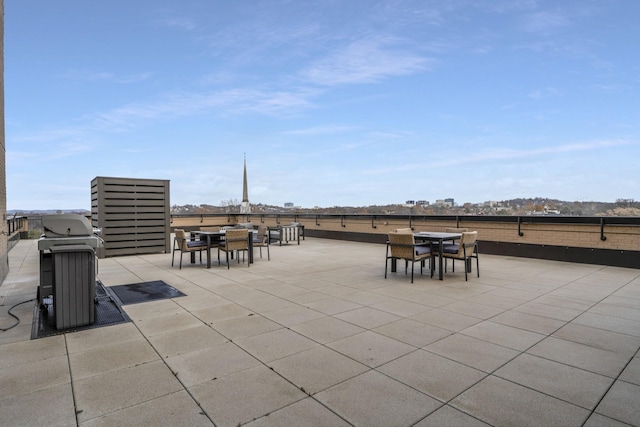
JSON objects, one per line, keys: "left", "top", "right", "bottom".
{"left": 460, "top": 139, "right": 632, "bottom": 164}
{"left": 302, "top": 37, "right": 433, "bottom": 86}
{"left": 10, "top": 86, "right": 321, "bottom": 148}
{"left": 59, "top": 70, "right": 152, "bottom": 84}
{"left": 89, "top": 87, "right": 317, "bottom": 130}
{"left": 158, "top": 17, "right": 198, "bottom": 32}
{"left": 281, "top": 125, "right": 358, "bottom": 136}
{"left": 363, "top": 139, "right": 633, "bottom": 175}
{"left": 528, "top": 87, "right": 562, "bottom": 100}
{"left": 521, "top": 10, "right": 571, "bottom": 35}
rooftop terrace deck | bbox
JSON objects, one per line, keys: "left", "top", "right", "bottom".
{"left": 1, "top": 237, "right": 640, "bottom": 426}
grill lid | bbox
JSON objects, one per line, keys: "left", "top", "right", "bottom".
{"left": 41, "top": 214, "right": 93, "bottom": 238}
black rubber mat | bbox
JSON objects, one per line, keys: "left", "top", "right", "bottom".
{"left": 108, "top": 280, "right": 185, "bottom": 305}
{"left": 31, "top": 281, "right": 131, "bottom": 340}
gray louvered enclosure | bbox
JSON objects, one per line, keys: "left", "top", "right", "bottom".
{"left": 91, "top": 177, "right": 171, "bottom": 257}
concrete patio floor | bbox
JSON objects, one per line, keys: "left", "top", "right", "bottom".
{"left": 1, "top": 237, "right": 639, "bottom": 426}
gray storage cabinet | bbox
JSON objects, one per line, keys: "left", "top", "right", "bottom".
{"left": 51, "top": 245, "right": 96, "bottom": 329}
{"left": 91, "top": 176, "right": 171, "bottom": 257}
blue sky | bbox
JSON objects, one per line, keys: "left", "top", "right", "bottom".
{"left": 5, "top": 0, "right": 639, "bottom": 210}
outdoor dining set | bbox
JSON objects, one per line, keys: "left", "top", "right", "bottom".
{"left": 385, "top": 227, "right": 480, "bottom": 283}
{"left": 171, "top": 222, "right": 478, "bottom": 283}
{"left": 171, "top": 223, "right": 304, "bottom": 270}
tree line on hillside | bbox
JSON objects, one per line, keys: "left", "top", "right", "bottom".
{"left": 170, "top": 198, "right": 640, "bottom": 217}
{"left": 9, "top": 198, "right": 639, "bottom": 217}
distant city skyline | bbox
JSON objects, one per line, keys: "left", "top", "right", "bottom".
{"left": 5, "top": 1, "right": 639, "bottom": 210}
{"left": 7, "top": 195, "right": 621, "bottom": 213}
{"left": 8, "top": 195, "right": 634, "bottom": 218}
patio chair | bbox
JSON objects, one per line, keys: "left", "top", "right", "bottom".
{"left": 442, "top": 228, "right": 476, "bottom": 273}
{"left": 442, "top": 227, "right": 469, "bottom": 252}
{"left": 434, "top": 231, "right": 479, "bottom": 281}
{"left": 218, "top": 228, "right": 250, "bottom": 268}
{"left": 236, "top": 222, "right": 255, "bottom": 229}
{"left": 253, "top": 225, "right": 270, "bottom": 260}
{"left": 394, "top": 228, "right": 413, "bottom": 233}
{"left": 445, "top": 227, "right": 468, "bottom": 235}
{"left": 290, "top": 222, "right": 305, "bottom": 240}
{"left": 268, "top": 224, "right": 300, "bottom": 245}
{"left": 385, "top": 231, "right": 433, "bottom": 283}
{"left": 172, "top": 229, "right": 207, "bottom": 269}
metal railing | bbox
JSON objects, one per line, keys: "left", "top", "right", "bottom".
{"left": 6, "top": 216, "right": 27, "bottom": 235}
{"left": 15, "top": 212, "right": 640, "bottom": 268}
{"left": 6, "top": 216, "right": 28, "bottom": 251}
{"left": 171, "top": 213, "right": 640, "bottom": 269}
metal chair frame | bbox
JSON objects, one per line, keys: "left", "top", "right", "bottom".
{"left": 172, "top": 229, "right": 207, "bottom": 269}
{"left": 385, "top": 232, "right": 433, "bottom": 283}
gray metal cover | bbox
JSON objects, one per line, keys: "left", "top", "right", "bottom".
{"left": 51, "top": 244, "right": 96, "bottom": 329}
{"left": 38, "top": 235, "right": 102, "bottom": 251}
{"left": 42, "top": 213, "right": 93, "bottom": 238}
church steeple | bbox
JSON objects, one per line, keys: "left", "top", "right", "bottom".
{"left": 242, "top": 154, "right": 248, "bottom": 203}
{"left": 240, "top": 154, "right": 251, "bottom": 214}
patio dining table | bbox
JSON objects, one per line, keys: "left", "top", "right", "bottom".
{"left": 190, "top": 229, "right": 256, "bottom": 268}
{"left": 413, "top": 231, "right": 462, "bottom": 280}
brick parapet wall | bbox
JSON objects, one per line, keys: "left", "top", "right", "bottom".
{"left": 171, "top": 214, "right": 640, "bottom": 252}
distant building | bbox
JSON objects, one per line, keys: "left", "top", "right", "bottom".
{"left": 416, "top": 200, "right": 429, "bottom": 206}
{"left": 483, "top": 201, "right": 500, "bottom": 207}
{"left": 435, "top": 199, "right": 453, "bottom": 208}
{"left": 284, "top": 202, "right": 294, "bottom": 209}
